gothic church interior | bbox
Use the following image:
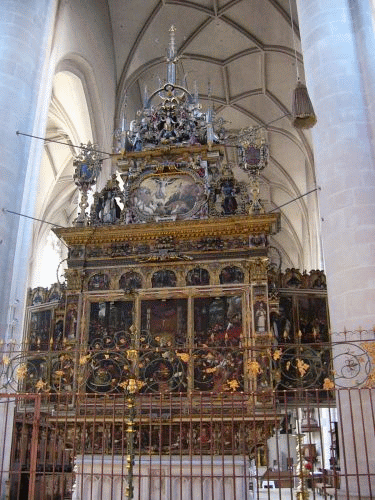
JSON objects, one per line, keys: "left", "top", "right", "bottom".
{"left": 1, "top": 1, "right": 375, "bottom": 499}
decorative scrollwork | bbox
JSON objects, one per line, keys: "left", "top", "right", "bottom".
{"left": 276, "top": 345, "right": 325, "bottom": 389}
{"left": 332, "top": 343, "right": 372, "bottom": 388}
{"left": 193, "top": 348, "right": 244, "bottom": 392}
{"left": 138, "top": 349, "right": 187, "bottom": 393}
{"left": 85, "top": 351, "right": 131, "bottom": 393}
{"left": 1, "top": 337, "right": 374, "bottom": 394}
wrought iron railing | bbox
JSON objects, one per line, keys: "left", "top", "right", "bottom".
{"left": 0, "top": 387, "right": 374, "bottom": 500}
{"left": 0, "top": 334, "right": 374, "bottom": 396}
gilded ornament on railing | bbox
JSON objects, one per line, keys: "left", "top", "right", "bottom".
{"left": 247, "top": 360, "right": 262, "bottom": 379}
{"left": 16, "top": 363, "right": 27, "bottom": 380}
{"left": 296, "top": 358, "right": 310, "bottom": 377}
{"left": 323, "top": 378, "right": 335, "bottom": 390}
{"left": 35, "top": 379, "right": 48, "bottom": 392}
{"left": 119, "top": 378, "right": 144, "bottom": 394}
{"left": 126, "top": 349, "right": 138, "bottom": 362}
{"left": 79, "top": 354, "right": 90, "bottom": 365}
{"left": 273, "top": 349, "right": 281, "bottom": 361}
{"left": 362, "top": 342, "right": 375, "bottom": 387}
{"left": 176, "top": 352, "right": 190, "bottom": 363}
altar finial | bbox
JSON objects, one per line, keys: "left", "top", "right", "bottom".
{"left": 167, "top": 25, "right": 177, "bottom": 85}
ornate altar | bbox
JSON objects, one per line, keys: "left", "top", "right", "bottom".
{"left": 9, "top": 28, "right": 332, "bottom": 500}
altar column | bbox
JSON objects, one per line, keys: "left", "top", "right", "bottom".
{"left": 296, "top": 0, "right": 375, "bottom": 498}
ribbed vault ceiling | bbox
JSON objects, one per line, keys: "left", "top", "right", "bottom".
{"left": 109, "top": 0, "right": 319, "bottom": 271}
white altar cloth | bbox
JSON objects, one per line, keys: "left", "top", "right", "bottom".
{"left": 72, "top": 455, "right": 250, "bottom": 500}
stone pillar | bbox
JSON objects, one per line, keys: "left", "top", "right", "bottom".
{"left": 0, "top": 0, "right": 57, "bottom": 337}
{"left": 296, "top": 1, "right": 375, "bottom": 497}
{"left": 0, "top": 3, "right": 57, "bottom": 496}
{"left": 296, "top": 0, "right": 375, "bottom": 333}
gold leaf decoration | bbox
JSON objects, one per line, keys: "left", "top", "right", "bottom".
{"left": 273, "top": 349, "right": 281, "bottom": 361}
{"left": 296, "top": 358, "right": 309, "bottom": 377}
{"left": 16, "top": 363, "right": 27, "bottom": 380}
{"left": 79, "top": 354, "right": 91, "bottom": 365}
{"left": 227, "top": 379, "right": 240, "bottom": 391}
{"left": 247, "top": 360, "right": 262, "bottom": 379}
{"left": 176, "top": 352, "right": 190, "bottom": 363}
{"left": 323, "top": 378, "right": 335, "bottom": 390}
{"left": 35, "top": 379, "right": 47, "bottom": 392}
{"left": 362, "top": 342, "right": 375, "bottom": 387}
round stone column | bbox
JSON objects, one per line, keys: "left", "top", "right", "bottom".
{"left": 296, "top": 1, "right": 375, "bottom": 498}
{"left": 296, "top": 0, "right": 375, "bottom": 334}
{"left": 0, "top": 0, "right": 57, "bottom": 336}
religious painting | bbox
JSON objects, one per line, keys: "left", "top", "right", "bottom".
{"left": 274, "top": 294, "right": 328, "bottom": 344}
{"left": 186, "top": 267, "right": 210, "bottom": 286}
{"left": 140, "top": 299, "right": 187, "bottom": 348}
{"left": 296, "top": 295, "right": 329, "bottom": 343}
{"left": 218, "top": 179, "right": 239, "bottom": 215}
{"left": 88, "top": 273, "right": 110, "bottom": 291}
{"left": 272, "top": 293, "right": 330, "bottom": 391}
{"left": 219, "top": 266, "right": 244, "bottom": 284}
{"left": 140, "top": 299, "right": 188, "bottom": 392}
{"left": 28, "top": 310, "right": 52, "bottom": 351}
{"left": 253, "top": 285, "right": 268, "bottom": 334}
{"left": 65, "top": 297, "right": 78, "bottom": 341}
{"left": 130, "top": 171, "right": 206, "bottom": 221}
{"left": 119, "top": 271, "right": 142, "bottom": 291}
{"left": 52, "top": 319, "right": 64, "bottom": 349}
{"left": 193, "top": 296, "right": 243, "bottom": 392}
{"left": 151, "top": 269, "right": 177, "bottom": 288}
{"left": 243, "top": 145, "right": 261, "bottom": 165}
{"left": 88, "top": 301, "right": 133, "bottom": 348}
{"left": 78, "top": 162, "right": 94, "bottom": 181}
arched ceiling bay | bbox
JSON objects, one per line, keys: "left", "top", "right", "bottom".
{"left": 30, "top": 71, "right": 93, "bottom": 287}
{"left": 108, "top": 0, "right": 321, "bottom": 270}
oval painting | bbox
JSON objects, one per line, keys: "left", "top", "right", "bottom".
{"left": 131, "top": 173, "right": 205, "bottom": 220}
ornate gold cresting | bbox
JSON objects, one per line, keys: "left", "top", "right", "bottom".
{"left": 54, "top": 214, "right": 280, "bottom": 247}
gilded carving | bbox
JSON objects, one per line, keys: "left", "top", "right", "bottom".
{"left": 65, "top": 269, "right": 81, "bottom": 290}
{"left": 363, "top": 342, "right": 375, "bottom": 387}
{"left": 54, "top": 213, "right": 280, "bottom": 247}
{"left": 249, "top": 257, "right": 269, "bottom": 282}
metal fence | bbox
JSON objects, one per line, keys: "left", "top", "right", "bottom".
{"left": 0, "top": 387, "right": 373, "bottom": 500}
